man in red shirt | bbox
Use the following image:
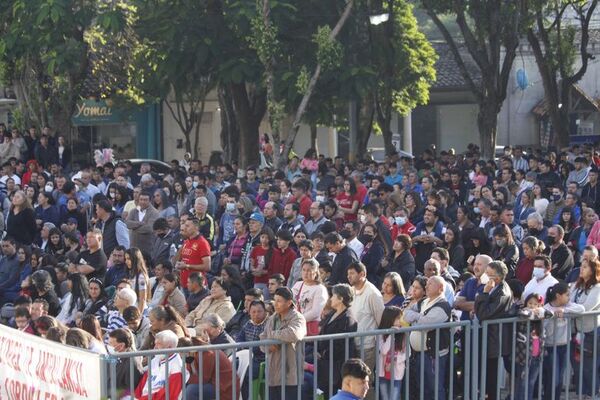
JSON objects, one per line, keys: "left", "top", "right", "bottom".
{"left": 175, "top": 218, "right": 211, "bottom": 288}
{"left": 352, "top": 171, "right": 368, "bottom": 204}
{"left": 288, "top": 180, "right": 312, "bottom": 221}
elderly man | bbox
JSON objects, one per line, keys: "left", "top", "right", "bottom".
{"left": 199, "top": 313, "right": 236, "bottom": 354}
{"left": 404, "top": 276, "right": 452, "bottom": 400}
{"left": 423, "top": 258, "right": 455, "bottom": 306}
{"left": 134, "top": 330, "right": 186, "bottom": 400}
{"left": 544, "top": 224, "right": 574, "bottom": 280}
{"left": 474, "top": 261, "right": 514, "bottom": 400}
{"left": 194, "top": 196, "right": 215, "bottom": 244}
{"left": 263, "top": 201, "right": 282, "bottom": 232}
{"left": 259, "top": 287, "right": 306, "bottom": 399}
{"left": 526, "top": 212, "right": 548, "bottom": 242}
{"left": 455, "top": 254, "right": 492, "bottom": 320}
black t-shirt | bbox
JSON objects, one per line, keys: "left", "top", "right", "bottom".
{"left": 78, "top": 248, "right": 108, "bottom": 282}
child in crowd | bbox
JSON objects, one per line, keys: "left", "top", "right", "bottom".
{"left": 514, "top": 293, "right": 551, "bottom": 400}
{"left": 14, "top": 306, "right": 36, "bottom": 334}
{"left": 542, "top": 282, "right": 585, "bottom": 400}
{"left": 250, "top": 227, "right": 275, "bottom": 299}
{"left": 377, "top": 306, "right": 406, "bottom": 400}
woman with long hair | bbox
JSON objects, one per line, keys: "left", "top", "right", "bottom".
{"left": 220, "top": 265, "right": 245, "bottom": 310}
{"left": 381, "top": 272, "right": 406, "bottom": 307}
{"left": 491, "top": 224, "right": 520, "bottom": 277}
{"left": 56, "top": 273, "right": 89, "bottom": 326}
{"left": 160, "top": 273, "right": 188, "bottom": 317}
{"left": 6, "top": 190, "right": 36, "bottom": 245}
{"left": 515, "top": 189, "right": 536, "bottom": 226}
{"left": 30, "top": 270, "right": 61, "bottom": 316}
{"left": 336, "top": 178, "right": 360, "bottom": 222}
{"left": 125, "top": 247, "right": 150, "bottom": 313}
{"left": 46, "top": 227, "right": 66, "bottom": 258}
{"left": 291, "top": 259, "right": 328, "bottom": 336}
{"left": 515, "top": 236, "right": 544, "bottom": 285}
{"left": 173, "top": 179, "right": 189, "bottom": 216}
{"left": 142, "top": 305, "right": 189, "bottom": 350}
{"left": 404, "top": 191, "right": 424, "bottom": 225}
{"left": 558, "top": 206, "right": 578, "bottom": 240}
{"left": 83, "top": 277, "right": 109, "bottom": 318}
{"left": 317, "top": 284, "right": 357, "bottom": 397}
{"left": 152, "top": 189, "right": 177, "bottom": 219}
{"left": 570, "top": 258, "right": 600, "bottom": 396}
{"left": 444, "top": 224, "right": 466, "bottom": 272}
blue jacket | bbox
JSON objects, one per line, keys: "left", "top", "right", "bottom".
{"left": 330, "top": 390, "right": 362, "bottom": 400}
{"left": 0, "top": 254, "right": 23, "bottom": 301}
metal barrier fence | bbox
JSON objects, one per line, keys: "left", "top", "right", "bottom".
{"left": 101, "top": 312, "right": 600, "bottom": 400}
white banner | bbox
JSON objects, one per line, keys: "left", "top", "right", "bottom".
{"left": 0, "top": 324, "right": 102, "bottom": 400}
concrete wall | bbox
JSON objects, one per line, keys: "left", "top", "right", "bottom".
{"left": 436, "top": 104, "right": 479, "bottom": 152}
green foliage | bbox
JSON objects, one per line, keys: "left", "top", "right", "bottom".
{"left": 314, "top": 26, "right": 344, "bottom": 71}
{"left": 295, "top": 66, "right": 310, "bottom": 95}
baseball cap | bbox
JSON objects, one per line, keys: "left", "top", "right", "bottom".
{"left": 249, "top": 212, "right": 265, "bottom": 224}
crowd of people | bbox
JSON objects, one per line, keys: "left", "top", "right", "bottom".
{"left": 0, "top": 126, "right": 599, "bottom": 400}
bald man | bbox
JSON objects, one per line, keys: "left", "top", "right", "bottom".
{"left": 455, "top": 254, "right": 492, "bottom": 320}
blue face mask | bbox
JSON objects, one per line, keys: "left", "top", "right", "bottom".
{"left": 395, "top": 216, "right": 407, "bottom": 226}
{"left": 192, "top": 182, "right": 199, "bottom": 188}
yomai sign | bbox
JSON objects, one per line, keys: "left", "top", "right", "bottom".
{"left": 72, "top": 99, "right": 132, "bottom": 125}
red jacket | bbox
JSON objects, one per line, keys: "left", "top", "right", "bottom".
{"left": 268, "top": 246, "right": 297, "bottom": 280}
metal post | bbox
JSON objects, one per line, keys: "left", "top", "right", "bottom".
{"left": 403, "top": 110, "right": 413, "bottom": 153}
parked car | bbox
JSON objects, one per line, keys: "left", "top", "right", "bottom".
{"left": 123, "top": 159, "right": 174, "bottom": 176}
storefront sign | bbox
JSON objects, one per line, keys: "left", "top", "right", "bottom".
{"left": 0, "top": 324, "right": 102, "bottom": 399}
{"left": 72, "top": 99, "right": 132, "bottom": 125}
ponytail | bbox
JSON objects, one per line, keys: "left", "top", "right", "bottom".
{"left": 545, "top": 282, "right": 569, "bottom": 304}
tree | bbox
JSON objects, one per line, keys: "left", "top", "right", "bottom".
{"left": 0, "top": 0, "right": 129, "bottom": 135}
{"left": 370, "top": 0, "right": 437, "bottom": 156}
{"left": 420, "top": 0, "right": 525, "bottom": 158}
{"left": 526, "top": 0, "right": 598, "bottom": 148}
{"left": 126, "top": 0, "right": 220, "bottom": 159}
{"left": 249, "top": 0, "right": 353, "bottom": 168}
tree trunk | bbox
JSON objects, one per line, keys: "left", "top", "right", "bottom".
{"left": 357, "top": 94, "right": 374, "bottom": 156}
{"left": 230, "top": 82, "right": 266, "bottom": 168}
{"left": 477, "top": 102, "right": 498, "bottom": 160}
{"left": 310, "top": 123, "right": 318, "bottom": 151}
{"left": 218, "top": 85, "right": 239, "bottom": 163}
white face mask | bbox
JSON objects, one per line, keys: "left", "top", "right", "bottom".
{"left": 532, "top": 267, "right": 546, "bottom": 280}
{"left": 315, "top": 195, "right": 325, "bottom": 203}
{"left": 106, "top": 345, "right": 116, "bottom": 354}
{"left": 359, "top": 215, "right": 367, "bottom": 224}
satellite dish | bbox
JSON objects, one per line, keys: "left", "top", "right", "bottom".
{"left": 516, "top": 68, "right": 529, "bottom": 91}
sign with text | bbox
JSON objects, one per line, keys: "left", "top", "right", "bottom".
{"left": 0, "top": 324, "right": 102, "bottom": 400}
{"left": 72, "top": 99, "right": 133, "bottom": 126}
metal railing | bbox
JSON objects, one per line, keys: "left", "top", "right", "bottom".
{"left": 101, "top": 311, "right": 600, "bottom": 400}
